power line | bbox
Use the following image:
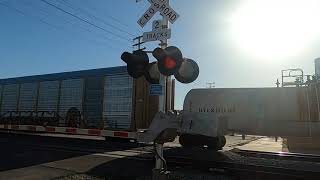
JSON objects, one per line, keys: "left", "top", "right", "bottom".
{"left": 39, "top": 0, "right": 131, "bottom": 42}
{"left": 0, "top": 1, "right": 126, "bottom": 50}
{"left": 20, "top": 0, "right": 128, "bottom": 47}
{"left": 79, "top": 0, "right": 142, "bottom": 33}
{"left": 58, "top": 0, "right": 136, "bottom": 37}
{"left": 0, "top": 1, "right": 60, "bottom": 31}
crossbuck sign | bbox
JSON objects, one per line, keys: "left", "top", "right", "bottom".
{"left": 137, "top": 0, "right": 180, "bottom": 28}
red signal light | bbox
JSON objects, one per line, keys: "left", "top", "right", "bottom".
{"left": 164, "top": 57, "right": 176, "bottom": 69}
{"left": 152, "top": 46, "right": 182, "bottom": 76}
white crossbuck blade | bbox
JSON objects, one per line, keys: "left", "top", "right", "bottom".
{"left": 137, "top": 0, "right": 179, "bottom": 28}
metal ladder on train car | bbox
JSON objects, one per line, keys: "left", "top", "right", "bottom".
{"left": 306, "top": 78, "right": 320, "bottom": 121}
{"left": 280, "top": 69, "right": 320, "bottom": 136}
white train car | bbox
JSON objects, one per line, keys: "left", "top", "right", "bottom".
{"left": 140, "top": 74, "right": 320, "bottom": 151}
{"left": 178, "top": 85, "right": 320, "bottom": 150}
{"left": 134, "top": 60, "right": 320, "bottom": 151}
{"left": 183, "top": 87, "right": 319, "bottom": 137}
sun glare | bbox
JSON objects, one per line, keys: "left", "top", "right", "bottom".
{"left": 229, "top": 0, "right": 320, "bottom": 60}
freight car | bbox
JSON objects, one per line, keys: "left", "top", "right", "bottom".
{"left": 0, "top": 66, "right": 169, "bottom": 139}
{"left": 179, "top": 86, "right": 320, "bottom": 149}
{"left": 141, "top": 86, "right": 320, "bottom": 150}
{"left": 139, "top": 61, "right": 320, "bottom": 151}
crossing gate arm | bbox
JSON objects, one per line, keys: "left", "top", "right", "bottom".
{"left": 0, "top": 124, "right": 137, "bottom": 139}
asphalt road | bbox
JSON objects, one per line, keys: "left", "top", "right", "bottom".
{"left": 0, "top": 132, "right": 264, "bottom": 180}
{"left": 0, "top": 133, "right": 155, "bottom": 180}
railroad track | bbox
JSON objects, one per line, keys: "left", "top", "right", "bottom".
{"left": 18, "top": 142, "right": 319, "bottom": 179}
{"left": 231, "top": 148, "right": 320, "bottom": 163}
{"left": 2, "top": 133, "right": 320, "bottom": 179}
{"left": 165, "top": 152, "right": 320, "bottom": 179}
{"left": 162, "top": 147, "right": 320, "bottom": 179}
{"left": 0, "top": 132, "right": 155, "bottom": 161}
{"left": 6, "top": 141, "right": 155, "bottom": 161}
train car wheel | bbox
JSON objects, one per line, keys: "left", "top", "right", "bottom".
{"left": 66, "top": 107, "right": 82, "bottom": 128}
{"left": 207, "top": 137, "right": 219, "bottom": 150}
{"left": 207, "top": 136, "right": 225, "bottom": 150}
{"left": 218, "top": 136, "right": 226, "bottom": 148}
{"left": 179, "top": 134, "right": 195, "bottom": 148}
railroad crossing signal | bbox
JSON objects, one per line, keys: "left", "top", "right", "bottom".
{"left": 152, "top": 46, "right": 183, "bottom": 76}
{"left": 127, "top": 1, "right": 198, "bottom": 84}
{"left": 121, "top": 47, "right": 199, "bottom": 84}
{"left": 132, "top": 1, "right": 197, "bottom": 175}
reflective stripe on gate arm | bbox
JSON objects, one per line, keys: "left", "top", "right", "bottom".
{"left": 66, "top": 128, "right": 77, "bottom": 134}
{"left": 113, "top": 131, "right": 129, "bottom": 138}
{"left": 88, "top": 129, "right": 101, "bottom": 136}
{"left": 27, "top": 126, "right": 36, "bottom": 131}
{"left": 0, "top": 124, "right": 137, "bottom": 139}
{"left": 11, "top": 125, "right": 19, "bottom": 130}
{"left": 45, "top": 127, "right": 55, "bottom": 132}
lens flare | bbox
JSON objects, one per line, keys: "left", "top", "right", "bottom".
{"left": 229, "top": 0, "right": 320, "bottom": 60}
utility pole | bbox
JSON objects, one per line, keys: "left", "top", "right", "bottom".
{"left": 132, "top": 36, "right": 145, "bottom": 51}
{"left": 133, "top": 1, "right": 181, "bottom": 179}
{"left": 155, "top": 6, "right": 169, "bottom": 172}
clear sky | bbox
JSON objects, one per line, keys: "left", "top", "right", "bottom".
{"left": 0, "top": 0, "right": 319, "bottom": 109}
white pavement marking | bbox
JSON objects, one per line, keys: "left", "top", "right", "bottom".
{"left": 90, "top": 148, "right": 152, "bottom": 159}
{"left": 237, "top": 137, "right": 286, "bottom": 152}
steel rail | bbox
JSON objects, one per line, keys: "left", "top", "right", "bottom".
{"left": 2, "top": 133, "right": 320, "bottom": 179}
{"left": 232, "top": 148, "right": 320, "bottom": 162}
{"left": 164, "top": 153, "right": 320, "bottom": 179}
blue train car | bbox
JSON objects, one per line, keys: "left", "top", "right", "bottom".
{"left": 0, "top": 66, "right": 159, "bottom": 132}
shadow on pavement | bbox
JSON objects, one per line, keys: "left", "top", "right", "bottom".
{"left": 0, "top": 132, "right": 142, "bottom": 172}
{"left": 86, "top": 147, "right": 231, "bottom": 179}
{"left": 87, "top": 156, "right": 154, "bottom": 179}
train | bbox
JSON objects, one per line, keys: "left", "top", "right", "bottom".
{"left": 179, "top": 86, "right": 320, "bottom": 150}
{"left": 2, "top": 60, "right": 320, "bottom": 152}
{"left": 0, "top": 66, "right": 173, "bottom": 139}
{"left": 140, "top": 59, "right": 320, "bottom": 152}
